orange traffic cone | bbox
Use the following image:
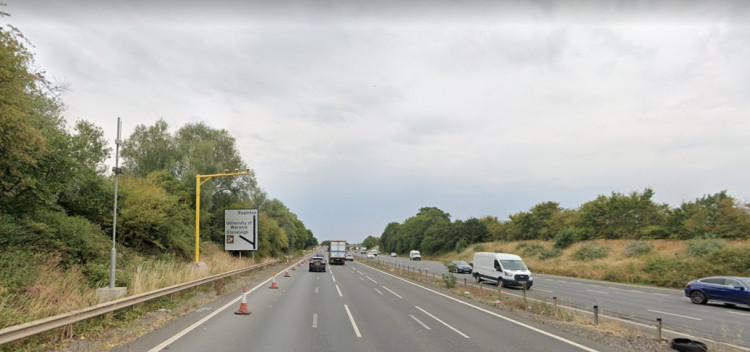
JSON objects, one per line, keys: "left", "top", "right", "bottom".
{"left": 284, "top": 270, "right": 290, "bottom": 277}
{"left": 235, "top": 286, "right": 251, "bottom": 315}
{"left": 297, "top": 261, "right": 301, "bottom": 267}
{"left": 291, "top": 265, "right": 296, "bottom": 271}
{"left": 269, "top": 273, "right": 279, "bottom": 289}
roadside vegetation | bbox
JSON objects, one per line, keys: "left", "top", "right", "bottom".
{"left": 0, "top": 14, "right": 317, "bottom": 336}
{"left": 433, "top": 239, "right": 750, "bottom": 289}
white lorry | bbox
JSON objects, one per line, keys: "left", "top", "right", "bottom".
{"left": 472, "top": 252, "right": 532, "bottom": 289}
{"left": 328, "top": 240, "right": 347, "bottom": 265}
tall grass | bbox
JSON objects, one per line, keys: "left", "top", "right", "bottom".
{"left": 0, "top": 242, "right": 259, "bottom": 329}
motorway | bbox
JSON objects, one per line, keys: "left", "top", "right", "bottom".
{"left": 367, "top": 253, "right": 750, "bottom": 350}
{"left": 115, "top": 257, "right": 634, "bottom": 352}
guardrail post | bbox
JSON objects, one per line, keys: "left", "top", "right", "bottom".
{"left": 593, "top": 305, "right": 599, "bottom": 325}
{"left": 553, "top": 296, "right": 557, "bottom": 315}
{"left": 656, "top": 318, "right": 662, "bottom": 341}
{"left": 464, "top": 278, "right": 467, "bottom": 287}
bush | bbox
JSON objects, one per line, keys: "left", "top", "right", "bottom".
{"left": 704, "top": 247, "right": 750, "bottom": 274}
{"left": 539, "top": 248, "right": 562, "bottom": 260}
{"left": 554, "top": 228, "right": 579, "bottom": 249}
{"left": 521, "top": 244, "right": 545, "bottom": 257}
{"left": 472, "top": 244, "right": 485, "bottom": 252}
{"left": 686, "top": 239, "right": 726, "bottom": 257}
{"left": 643, "top": 257, "right": 702, "bottom": 287}
{"left": 572, "top": 243, "right": 610, "bottom": 261}
{"left": 442, "top": 273, "right": 457, "bottom": 288}
{"left": 455, "top": 238, "right": 469, "bottom": 253}
{"left": 624, "top": 241, "right": 654, "bottom": 257}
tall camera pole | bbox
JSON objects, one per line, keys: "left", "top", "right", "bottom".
{"left": 109, "top": 117, "right": 123, "bottom": 289}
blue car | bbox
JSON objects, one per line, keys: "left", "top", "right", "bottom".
{"left": 684, "top": 276, "right": 750, "bottom": 307}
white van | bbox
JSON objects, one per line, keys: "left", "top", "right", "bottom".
{"left": 472, "top": 252, "right": 533, "bottom": 289}
{"left": 409, "top": 250, "right": 421, "bottom": 261}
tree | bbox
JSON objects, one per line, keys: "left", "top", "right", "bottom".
{"left": 669, "top": 191, "right": 750, "bottom": 239}
{"left": 0, "top": 24, "right": 66, "bottom": 214}
{"left": 362, "top": 236, "right": 379, "bottom": 249}
{"left": 121, "top": 119, "right": 179, "bottom": 177}
{"left": 579, "top": 188, "right": 668, "bottom": 240}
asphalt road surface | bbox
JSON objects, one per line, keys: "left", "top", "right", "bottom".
{"left": 114, "top": 259, "right": 636, "bottom": 352}
{"left": 366, "top": 253, "right": 750, "bottom": 350}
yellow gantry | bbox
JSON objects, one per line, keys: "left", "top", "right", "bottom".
{"left": 195, "top": 168, "right": 251, "bottom": 262}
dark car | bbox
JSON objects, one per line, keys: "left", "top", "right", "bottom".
{"left": 684, "top": 276, "right": 750, "bottom": 307}
{"left": 447, "top": 260, "right": 473, "bottom": 274}
{"left": 309, "top": 256, "right": 326, "bottom": 272}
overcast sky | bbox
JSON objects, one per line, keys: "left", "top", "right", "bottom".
{"left": 5, "top": 1, "right": 750, "bottom": 244}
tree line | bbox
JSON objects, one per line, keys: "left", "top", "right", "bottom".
{"left": 0, "top": 22, "right": 316, "bottom": 291}
{"left": 379, "top": 189, "right": 750, "bottom": 255}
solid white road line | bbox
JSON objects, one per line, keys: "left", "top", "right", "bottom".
{"left": 344, "top": 304, "right": 362, "bottom": 338}
{"left": 415, "top": 306, "right": 469, "bottom": 338}
{"left": 647, "top": 309, "right": 702, "bottom": 321}
{"left": 147, "top": 275, "right": 273, "bottom": 352}
{"left": 336, "top": 284, "right": 343, "bottom": 297}
{"left": 312, "top": 313, "right": 318, "bottom": 328}
{"left": 409, "top": 314, "right": 431, "bottom": 330}
{"left": 382, "top": 286, "right": 403, "bottom": 299}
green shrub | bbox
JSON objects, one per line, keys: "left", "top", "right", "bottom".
{"left": 455, "top": 238, "right": 469, "bottom": 253}
{"left": 522, "top": 244, "right": 545, "bottom": 257}
{"left": 643, "top": 257, "right": 701, "bottom": 288}
{"left": 539, "top": 248, "right": 562, "bottom": 260}
{"left": 516, "top": 243, "right": 528, "bottom": 250}
{"left": 624, "top": 241, "right": 654, "bottom": 257}
{"left": 442, "top": 273, "right": 457, "bottom": 288}
{"left": 554, "top": 228, "right": 579, "bottom": 249}
{"left": 705, "top": 247, "right": 750, "bottom": 274}
{"left": 572, "top": 243, "right": 610, "bottom": 261}
{"left": 472, "top": 244, "right": 485, "bottom": 252}
{"left": 686, "top": 239, "right": 726, "bottom": 257}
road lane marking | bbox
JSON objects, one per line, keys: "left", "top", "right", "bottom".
{"left": 147, "top": 274, "right": 274, "bottom": 352}
{"left": 409, "top": 314, "right": 431, "bottom": 330}
{"left": 315, "top": 287, "right": 319, "bottom": 294}
{"left": 363, "top": 265, "right": 601, "bottom": 352}
{"left": 651, "top": 293, "right": 669, "bottom": 297}
{"left": 312, "top": 313, "right": 318, "bottom": 328}
{"left": 728, "top": 311, "right": 750, "bottom": 317}
{"left": 363, "top": 264, "right": 750, "bottom": 352}
{"left": 586, "top": 290, "right": 609, "bottom": 295}
{"left": 336, "top": 284, "right": 343, "bottom": 297}
{"left": 534, "top": 288, "right": 553, "bottom": 293}
{"left": 415, "top": 306, "right": 469, "bottom": 338}
{"left": 382, "top": 286, "right": 403, "bottom": 298}
{"left": 627, "top": 289, "right": 643, "bottom": 293}
{"left": 332, "top": 275, "right": 336, "bottom": 282}
{"left": 647, "top": 309, "right": 702, "bottom": 321}
{"left": 367, "top": 276, "right": 377, "bottom": 283}
{"left": 374, "top": 288, "right": 383, "bottom": 295}
{"left": 344, "top": 304, "right": 362, "bottom": 338}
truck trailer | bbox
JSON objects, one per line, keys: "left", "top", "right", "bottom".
{"left": 328, "top": 240, "right": 347, "bottom": 265}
